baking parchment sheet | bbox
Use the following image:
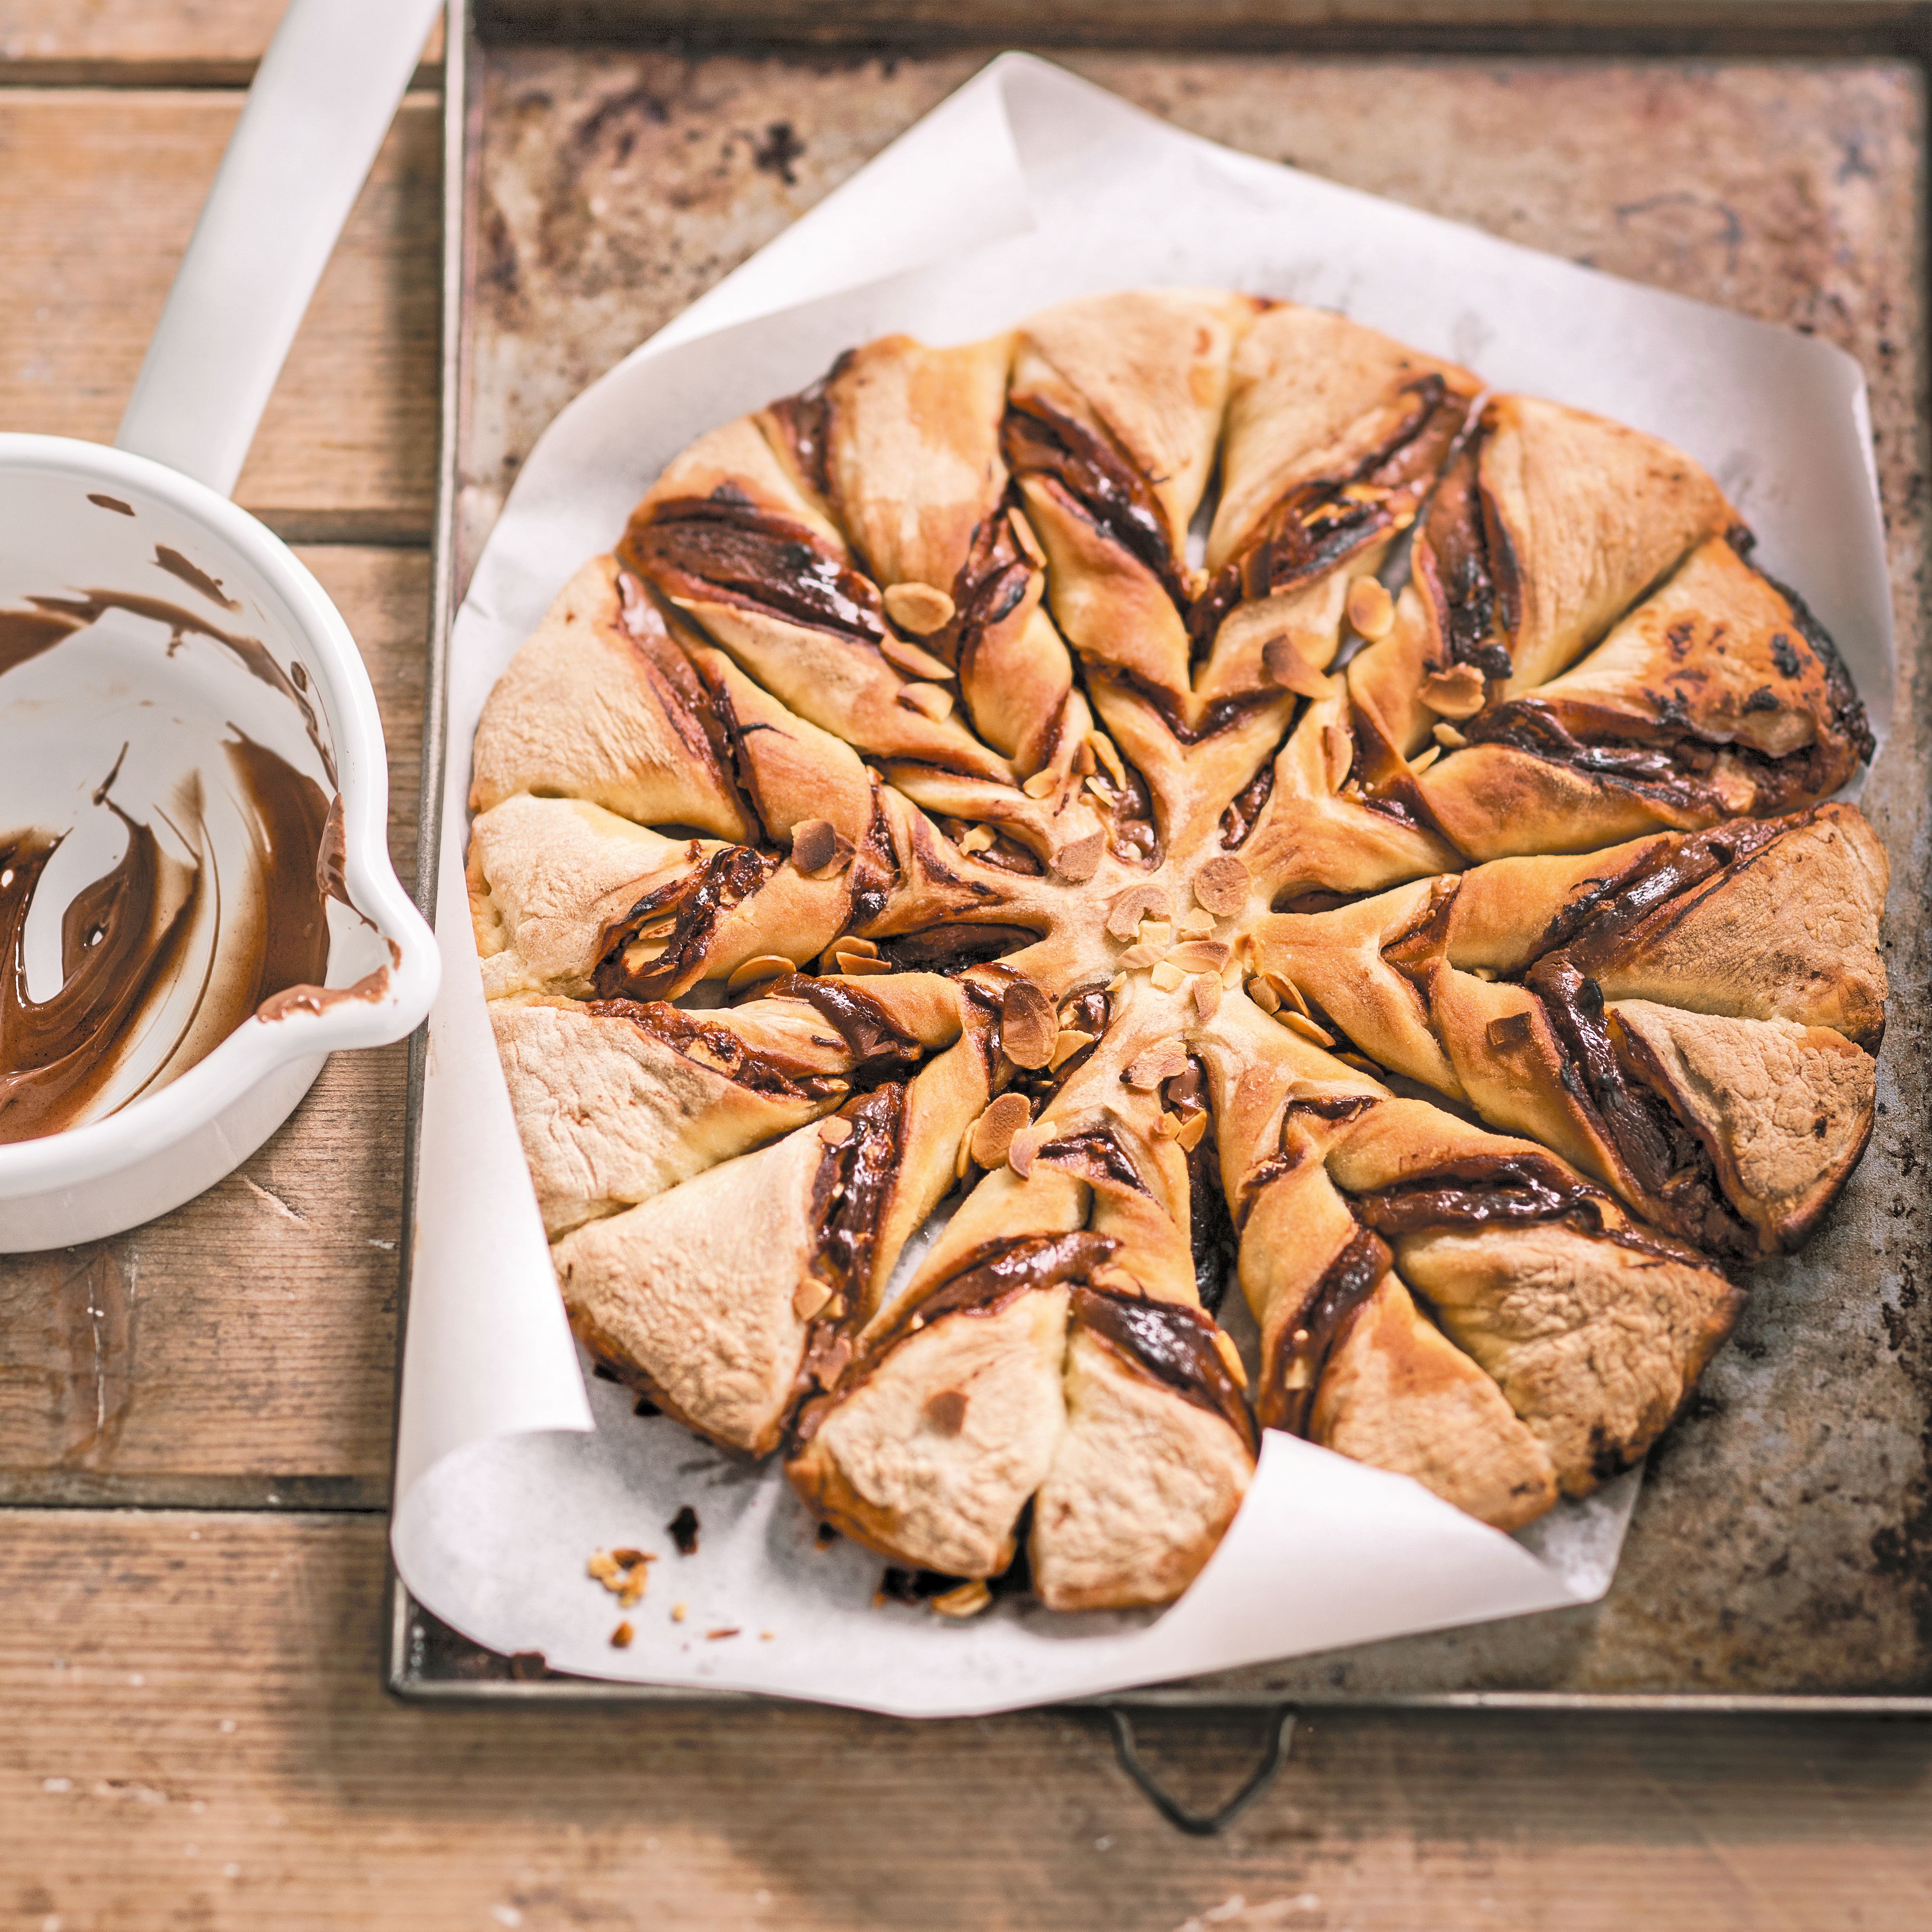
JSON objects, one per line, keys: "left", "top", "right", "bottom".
{"left": 392, "top": 54, "right": 1894, "bottom": 1718}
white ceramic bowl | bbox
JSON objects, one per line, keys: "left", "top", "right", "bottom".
{"left": 0, "top": 434, "right": 438, "bottom": 1249}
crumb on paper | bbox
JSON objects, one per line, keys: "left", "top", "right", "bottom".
{"left": 587, "top": 1546, "right": 657, "bottom": 1606}
{"left": 760, "top": 1630, "right": 775, "bottom": 1641}
{"left": 706, "top": 1628, "right": 741, "bottom": 1642}
{"left": 610, "top": 1621, "right": 634, "bottom": 1649}
{"left": 672, "top": 1602, "right": 688, "bottom": 1623}
{"left": 667, "top": 1505, "right": 700, "bottom": 1555}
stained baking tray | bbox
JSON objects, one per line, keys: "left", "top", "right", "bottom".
{"left": 388, "top": 0, "right": 1932, "bottom": 1719}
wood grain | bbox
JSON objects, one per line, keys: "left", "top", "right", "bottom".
{"left": 0, "top": 1509, "right": 1928, "bottom": 1932}
{"left": 0, "top": 91, "right": 440, "bottom": 538}
{"left": 0, "top": 547, "right": 427, "bottom": 1510}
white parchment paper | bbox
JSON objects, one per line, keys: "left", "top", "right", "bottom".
{"left": 392, "top": 55, "right": 1894, "bottom": 1718}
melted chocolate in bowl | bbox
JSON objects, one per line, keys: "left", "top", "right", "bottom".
{"left": 0, "top": 489, "right": 378, "bottom": 1146}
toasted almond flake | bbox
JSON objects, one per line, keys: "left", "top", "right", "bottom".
{"left": 1283, "top": 1356, "right": 1314, "bottom": 1390}
{"left": 672, "top": 1602, "right": 688, "bottom": 1623}
{"left": 969, "top": 1092, "right": 1033, "bottom": 1168}
{"left": 1049, "top": 1027, "right": 1096, "bottom": 1070}
{"left": 958, "top": 824, "right": 996, "bottom": 854}
{"left": 1261, "top": 634, "right": 1330, "bottom": 699}
{"left": 1009, "top": 506, "right": 1046, "bottom": 567}
{"left": 588, "top": 1551, "right": 618, "bottom": 1582}
{"left": 1191, "top": 974, "right": 1223, "bottom": 1022}
{"left": 1191, "top": 854, "right": 1250, "bottom": 917}
{"left": 879, "top": 632, "right": 955, "bottom": 680}
{"left": 931, "top": 1580, "right": 993, "bottom": 1620}
{"left": 1409, "top": 744, "right": 1441, "bottom": 775}
{"left": 1487, "top": 1012, "right": 1535, "bottom": 1049}
{"left": 1263, "top": 973, "right": 1309, "bottom": 1020}
{"left": 1346, "top": 577, "right": 1396, "bottom": 640}
{"left": 836, "top": 953, "right": 896, "bottom": 977}
{"left": 1151, "top": 960, "right": 1185, "bottom": 993}
{"left": 1089, "top": 733, "right": 1128, "bottom": 788}
{"left": 1322, "top": 723, "right": 1354, "bottom": 792}
{"left": 1072, "top": 740, "right": 1097, "bottom": 777}
{"left": 1138, "top": 919, "right": 1173, "bottom": 951}
{"left": 1432, "top": 721, "right": 1469, "bottom": 750}
{"left": 1174, "top": 909, "right": 1218, "bottom": 939}
{"left": 1105, "top": 882, "right": 1172, "bottom": 940}
{"left": 1421, "top": 663, "right": 1487, "bottom": 719}
{"left": 1280, "top": 1009, "right": 1335, "bottom": 1048}
{"left": 999, "top": 979, "right": 1058, "bottom": 1070}
{"left": 794, "top": 1277, "right": 834, "bottom": 1322}
{"left": 832, "top": 935, "right": 879, "bottom": 959}
{"left": 1174, "top": 1109, "right": 1210, "bottom": 1152}
{"left": 1249, "top": 977, "right": 1282, "bottom": 1014}
{"left": 817, "top": 1116, "right": 854, "bottom": 1147}
{"left": 618, "top": 1579, "right": 646, "bottom": 1609}
{"left": 611, "top": 1621, "right": 634, "bottom": 1648}
{"left": 1222, "top": 959, "right": 1245, "bottom": 990}
{"left": 883, "top": 581, "right": 956, "bottom": 634}
{"left": 1084, "top": 774, "right": 1116, "bottom": 803}
{"left": 1124, "top": 1045, "right": 1189, "bottom": 1091}
{"left": 790, "top": 818, "right": 842, "bottom": 874}
{"left": 1335, "top": 1051, "right": 1383, "bottom": 1076}
{"left": 1471, "top": 965, "right": 1498, "bottom": 982}
{"left": 1106, "top": 973, "right": 1128, "bottom": 994}
{"left": 1050, "top": 831, "right": 1105, "bottom": 883}
{"left": 955, "top": 1130, "right": 975, "bottom": 1181}
{"left": 725, "top": 953, "right": 795, "bottom": 992}
{"left": 1152, "top": 1111, "right": 1181, "bottom": 1140}
{"left": 1391, "top": 507, "right": 1417, "bottom": 532}
{"left": 1022, "top": 769, "right": 1059, "bottom": 799}
{"left": 1007, "top": 1128, "right": 1041, "bottom": 1179}
{"left": 1213, "top": 1330, "right": 1249, "bottom": 1389}
{"left": 1168, "top": 939, "right": 1231, "bottom": 975}
{"left": 899, "top": 681, "right": 955, "bottom": 722}
{"left": 1120, "top": 944, "right": 1159, "bottom": 970}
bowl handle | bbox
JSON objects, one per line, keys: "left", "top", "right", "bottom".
{"left": 114, "top": 0, "right": 446, "bottom": 498}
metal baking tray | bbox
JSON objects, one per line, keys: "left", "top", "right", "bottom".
{"left": 388, "top": 0, "right": 1932, "bottom": 1733}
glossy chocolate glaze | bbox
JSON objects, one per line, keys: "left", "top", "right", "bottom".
{"left": 620, "top": 490, "right": 885, "bottom": 644}
{"left": 1071, "top": 1284, "right": 1255, "bottom": 1449}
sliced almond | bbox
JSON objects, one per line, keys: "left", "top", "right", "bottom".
{"left": 899, "top": 681, "right": 954, "bottom": 722}
{"left": 1213, "top": 1329, "right": 1249, "bottom": 1389}
{"left": 1175, "top": 909, "right": 1218, "bottom": 939}
{"left": 1268, "top": 973, "right": 1312, "bottom": 1019}
{"left": 1432, "top": 721, "right": 1469, "bottom": 751}
{"left": 1007, "top": 1126, "right": 1043, "bottom": 1179}
{"left": 1174, "top": 1109, "right": 1210, "bottom": 1152}
{"left": 1120, "top": 943, "right": 1159, "bottom": 970}
{"left": 1471, "top": 965, "right": 1498, "bottom": 982}
{"left": 1089, "top": 733, "right": 1128, "bottom": 788}
{"left": 1151, "top": 960, "right": 1185, "bottom": 993}
{"left": 1248, "top": 977, "right": 1282, "bottom": 1014}
{"left": 817, "top": 1116, "right": 854, "bottom": 1147}
{"left": 958, "top": 824, "right": 997, "bottom": 855}
{"left": 1000, "top": 979, "right": 1059, "bottom": 1071}
{"left": 1421, "top": 663, "right": 1487, "bottom": 720}
{"left": 883, "top": 581, "right": 956, "bottom": 635}
{"left": 1191, "top": 973, "right": 1223, "bottom": 1022}
{"left": 1049, "top": 1027, "right": 1096, "bottom": 1071}
{"left": 1106, "top": 973, "right": 1128, "bottom": 994}
{"left": 1138, "top": 919, "right": 1173, "bottom": 952}
{"left": 726, "top": 953, "right": 795, "bottom": 992}
{"left": 1261, "top": 634, "right": 1330, "bottom": 700}
{"left": 1409, "top": 744, "right": 1441, "bottom": 775}
{"left": 880, "top": 632, "right": 954, "bottom": 681}
{"left": 930, "top": 1579, "right": 993, "bottom": 1620}
{"left": 831, "top": 935, "right": 878, "bottom": 959}
{"left": 1168, "top": 939, "right": 1231, "bottom": 975}
{"left": 1050, "top": 832, "right": 1105, "bottom": 883}
{"left": 1022, "top": 770, "right": 1060, "bottom": 800}
{"left": 969, "top": 1092, "right": 1033, "bottom": 1169}
{"left": 1125, "top": 1045, "right": 1189, "bottom": 1091}
{"left": 793, "top": 1278, "right": 834, "bottom": 1321}
{"left": 1322, "top": 723, "right": 1354, "bottom": 792}
{"left": 1009, "top": 506, "right": 1046, "bottom": 568}
{"left": 1279, "top": 1009, "right": 1335, "bottom": 1048}
{"left": 791, "top": 818, "right": 855, "bottom": 876}
{"left": 1072, "top": 740, "right": 1097, "bottom": 777}
{"left": 1084, "top": 774, "right": 1116, "bottom": 804}
{"left": 836, "top": 953, "right": 896, "bottom": 977}
{"left": 1346, "top": 577, "right": 1395, "bottom": 640}
{"left": 1152, "top": 1111, "right": 1181, "bottom": 1141}
{"left": 1105, "top": 882, "right": 1172, "bottom": 941}
{"left": 1191, "top": 854, "right": 1250, "bottom": 918}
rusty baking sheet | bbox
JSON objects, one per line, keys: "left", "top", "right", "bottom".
{"left": 390, "top": 0, "right": 1932, "bottom": 1708}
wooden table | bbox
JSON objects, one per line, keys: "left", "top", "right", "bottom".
{"left": 2, "top": 6, "right": 1929, "bottom": 1925}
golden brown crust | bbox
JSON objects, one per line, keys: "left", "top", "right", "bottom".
{"left": 467, "top": 288, "right": 1884, "bottom": 1605}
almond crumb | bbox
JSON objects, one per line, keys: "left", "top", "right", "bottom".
{"left": 883, "top": 581, "right": 955, "bottom": 635}
{"left": 1346, "top": 577, "right": 1395, "bottom": 640}
{"left": 611, "top": 1621, "right": 634, "bottom": 1648}
{"left": 1021, "top": 769, "right": 1059, "bottom": 799}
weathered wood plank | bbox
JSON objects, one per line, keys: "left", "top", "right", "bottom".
{"left": 0, "top": 547, "right": 428, "bottom": 1510}
{"left": 0, "top": 92, "right": 440, "bottom": 539}
{"left": 2, "top": 1510, "right": 1930, "bottom": 1931}
{"left": 0, "top": 2, "right": 442, "bottom": 87}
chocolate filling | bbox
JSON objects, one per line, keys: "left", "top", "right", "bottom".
{"left": 873, "top": 922, "right": 1042, "bottom": 976}
{"left": 1415, "top": 426, "right": 1518, "bottom": 681}
{"left": 1351, "top": 1153, "right": 1612, "bottom": 1241}
{"left": 593, "top": 845, "right": 779, "bottom": 999}
{"left": 1001, "top": 396, "right": 1186, "bottom": 605}
{"left": 766, "top": 376, "right": 837, "bottom": 503}
{"left": 1191, "top": 376, "right": 1470, "bottom": 661}
{"left": 580, "top": 995, "right": 898, "bottom": 1100}
{"left": 1070, "top": 1284, "right": 1256, "bottom": 1450}
{"left": 871, "top": 1230, "right": 1121, "bottom": 1359}
{"left": 757, "top": 974, "right": 926, "bottom": 1081}
{"left": 810, "top": 1082, "right": 907, "bottom": 1299}
{"left": 620, "top": 491, "right": 886, "bottom": 644}
{"left": 948, "top": 506, "right": 1033, "bottom": 675}
{"left": 1220, "top": 758, "right": 1274, "bottom": 850}
{"left": 1258, "top": 1224, "right": 1392, "bottom": 1435}
{"left": 1032, "top": 1128, "right": 1150, "bottom": 1194}
{"left": 1185, "top": 1119, "right": 1237, "bottom": 1315}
